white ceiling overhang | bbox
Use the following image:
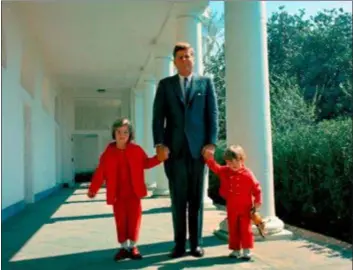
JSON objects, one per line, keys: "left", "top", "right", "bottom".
{"left": 12, "top": 1, "right": 209, "bottom": 99}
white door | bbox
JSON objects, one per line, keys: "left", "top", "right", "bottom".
{"left": 73, "top": 134, "right": 99, "bottom": 174}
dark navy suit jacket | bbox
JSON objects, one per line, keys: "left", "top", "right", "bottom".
{"left": 152, "top": 74, "right": 219, "bottom": 158}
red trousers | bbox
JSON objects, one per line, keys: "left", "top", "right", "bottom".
{"left": 113, "top": 196, "right": 142, "bottom": 243}
{"left": 227, "top": 202, "right": 254, "bottom": 250}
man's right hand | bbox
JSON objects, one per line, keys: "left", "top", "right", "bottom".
{"left": 87, "top": 190, "right": 96, "bottom": 199}
{"left": 156, "top": 145, "right": 170, "bottom": 161}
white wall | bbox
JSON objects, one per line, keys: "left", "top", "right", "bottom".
{"left": 73, "top": 101, "right": 120, "bottom": 173}
{"left": 60, "top": 90, "right": 75, "bottom": 185}
{"left": 1, "top": 4, "right": 70, "bottom": 209}
{"left": 73, "top": 134, "right": 99, "bottom": 173}
{"left": 99, "top": 131, "right": 113, "bottom": 154}
{"left": 75, "top": 104, "right": 120, "bottom": 131}
{"left": 72, "top": 129, "right": 112, "bottom": 174}
{"left": 1, "top": 5, "right": 25, "bottom": 208}
{"left": 120, "top": 91, "right": 130, "bottom": 119}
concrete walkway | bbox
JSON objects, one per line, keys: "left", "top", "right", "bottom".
{"left": 2, "top": 184, "right": 352, "bottom": 270}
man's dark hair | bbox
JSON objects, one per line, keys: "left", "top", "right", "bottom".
{"left": 173, "top": 42, "right": 194, "bottom": 58}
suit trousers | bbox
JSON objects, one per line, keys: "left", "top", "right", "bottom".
{"left": 164, "top": 139, "right": 205, "bottom": 250}
{"left": 113, "top": 196, "right": 142, "bottom": 243}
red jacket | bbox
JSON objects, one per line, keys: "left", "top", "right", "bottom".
{"left": 205, "top": 158, "right": 262, "bottom": 207}
{"left": 88, "top": 142, "right": 161, "bottom": 204}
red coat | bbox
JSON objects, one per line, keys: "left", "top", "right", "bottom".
{"left": 88, "top": 142, "right": 161, "bottom": 205}
{"left": 206, "top": 158, "right": 262, "bottom": 210}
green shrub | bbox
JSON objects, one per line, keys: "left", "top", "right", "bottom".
{"left": 273, "top": 118, "right": 352, "bottom": 224}
{"left": 208, "top": 140, "right": 227, "bottom": 205}
{"left": 209, "top": 118, "right": 352, "bottom": 241}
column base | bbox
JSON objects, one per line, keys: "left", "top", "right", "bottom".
{"left": 203, "top": 196, "right": 216, "bottom": 210}
{"left": 152, "top": 188, "right": 170, "bottom": 197}
{"left": 214, "top": 216, "right": 294, "bottom": 242}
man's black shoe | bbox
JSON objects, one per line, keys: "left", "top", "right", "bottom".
{"left": 190, "top": 247, "right": 204, "bottom": 257}
{"left": 168, "top": 247, "right": 186, "bottom": 258}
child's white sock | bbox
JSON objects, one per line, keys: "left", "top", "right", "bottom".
{"left": 243, "top": 249, "right": 252, "bottom": 258}
{"left": 121, "top": 241, "right": 128, "bottom": 249}
{"left": 130, "top": 241, "right": 136, "bottom": 248}
{"left": 229, "top": 250, "right": 241, "bottom": 258}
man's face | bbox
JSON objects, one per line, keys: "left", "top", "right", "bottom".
{"left": 174, "top": 49, "right": 194, "bottom": 76}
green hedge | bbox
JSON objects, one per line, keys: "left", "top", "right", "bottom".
{"left": 208, "top": 140, "right": 227, "bottom": 205}
{"left": 273, "top": 118, "right": 352, "bottom": 241}
{"left": 208, "top": 118, "right": 352, "bottom": 242}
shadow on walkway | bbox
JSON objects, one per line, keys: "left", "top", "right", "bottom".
{"left": 2, "top": 184, "right": 352, "bottom": 270}
{"left": 63, "top": 199, "right": 107, "bottom": 204}
{"left": 295, "top": 239, "right": 352, "bottom": 260}
{"left": 69, "top": 191, "right": 105, "bottom": 196}
{"left": 48, "top": 213, "right": 114, "bottom": 223}
{"left": 142, "top": 206, "right": 171, "bottom": 215}
{"left": 2, "top": 187, "right": 76, "bottom": 265}
{"left": 156, "top": 256, "right": 251, "bottom": 270}
{"left": 3, "top": 235, "right": 226, "bottom": 270}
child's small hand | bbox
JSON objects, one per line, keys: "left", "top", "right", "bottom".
{"left": 254, "top": 203, "right": 261, "bottom": 210}
{"left": 202, "top": 148, "right": 214, "bottom": 160}
{"left": 157, "top": 147, "right": 169, "bottom": 162}
{"left": 87, "top": 190, "right": 96, "bottom": 199}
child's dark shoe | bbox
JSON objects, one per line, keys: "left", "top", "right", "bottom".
{"left": 114, "top": 248, "right": 130, "bottom": 261}
{"left": 130, "top": 247, "right": 143, "bottom": 260}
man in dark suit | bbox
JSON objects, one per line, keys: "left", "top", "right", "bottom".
{"left": 152, "top": 42, "right": 219, "bottom": 258}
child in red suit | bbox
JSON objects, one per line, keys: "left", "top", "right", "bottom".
{"left": 203, "top": 145, "right": 262, "bottom": 260}
{"left": 87, "top": 118, "right": 168, "bottom": 261}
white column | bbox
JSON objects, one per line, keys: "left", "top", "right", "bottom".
{"left": 176, "top": 14, "right": 203, "bottom": 75}
{"left": 133, "top": 89, "right": 144, "bottom": 146}
{"left": 215, "top": 1, "right": 292, "bottom": 240}
{"left": 143, "top": 78, "right": 157, "bottom": 190}
{"left": 176, "top": 11, "right": 213, "bottom": 208}
{"left": 152, "top": 56, "right": 174, "bottom": 197}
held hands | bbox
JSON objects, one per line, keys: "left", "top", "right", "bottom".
{"left": 202, "top": 144, "right": 215, "bottom": 160}
{"left": 156, "top": 145, "right": 170, "bottom": 162}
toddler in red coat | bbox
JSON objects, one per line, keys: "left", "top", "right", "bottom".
{"left": 87, "top": 118, "right": 169, "bottom": 261}
{"left": 203, "top": 145, "right": 262, "bottom": 260}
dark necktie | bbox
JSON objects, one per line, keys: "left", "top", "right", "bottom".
{"left": 184, "top": 77, "right": 190, "bottom": 103}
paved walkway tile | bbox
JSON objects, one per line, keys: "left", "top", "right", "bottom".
{"left": 2, "top": 185, "right": 352, "bottom": 269}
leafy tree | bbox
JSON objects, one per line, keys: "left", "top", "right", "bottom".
{"left": 267, "top": 7, "right": 352, "bottom": 120}
{"left": 204, "top": 45, "right": 226, "bottom": 140}
{"left": 201, "top": 9, "right": 224, "bottom": 65}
